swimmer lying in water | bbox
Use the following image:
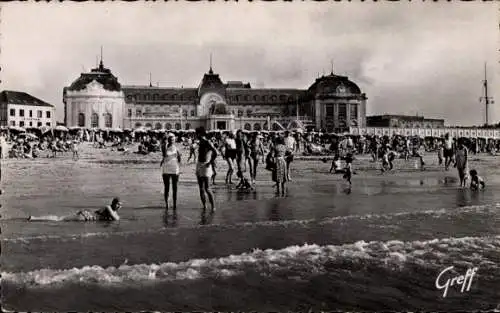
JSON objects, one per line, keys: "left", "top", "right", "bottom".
{"left": 28, "top": 198, "right": 121, "bottom": 222}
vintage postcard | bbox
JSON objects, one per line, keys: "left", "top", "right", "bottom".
{"left": 0, "top": 2, "right": 498, "bottom": 312}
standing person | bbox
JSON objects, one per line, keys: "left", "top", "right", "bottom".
{"left": 187, "top": 137, "right": 198, "bottom": 163}
{"left": 443, "top": 133, "right": 454, "bottom": 171}
{"left": 235, "top": 130, "right": 251, "bottom": 189}
{"left": 343, "top": 153, "right": 354, "bottom": 186}
{"left": 249, "top": 133, "right": 265, "bottom": 185}
{"left": 273, "top": 136, "right": 288, "bottom": 196}
{"left": 224, "top": 132, "right": 237, "bottom": 185}
{"left": 160, "top": 133, "right": 181, "bottom": 216}
{"left": 283, "top": 131, "right": 296, "bottom": 181}
{"left": 437, "top": 139, "right": 444, "bottom": 165}
{"left": 454, "top": 139, "right": 469, "bottom": 187}
{"left": 195, "top": 127, "right": 217, "bottom": 213}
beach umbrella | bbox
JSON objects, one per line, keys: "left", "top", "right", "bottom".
{"left": 111, "top": 127, "right": 123, "bottom": 133}
{"left": 9, "top": 126, "right": 26, "bottom": 133}
{"left": 69, "top": 126, "right": 82, "bottom": 130}
{"left": 38, "top": 126, "right": 52, "bottom": 134}
{"left": 55, "top": 125, "right": 69, "bottom": 132}
{"left": 19, "top": 132, "right": 38, "bottom": 139}
{"left": 134, "top": 126, "right": 147, "bottom": 133}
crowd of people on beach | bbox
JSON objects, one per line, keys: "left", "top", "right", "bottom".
{"left": 15, "top": 126, "right": 488, "bottom": 223}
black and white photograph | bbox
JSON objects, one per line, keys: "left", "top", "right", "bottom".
{"left": 0, "top": 2, "right": 499, "bottom": 311}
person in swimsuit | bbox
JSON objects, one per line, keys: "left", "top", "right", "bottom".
{"left": 249, "top": 133, "right": 264, "bottom": 185}
{"left": 454, "top": 139, "right": 469, "bottom": 187}
{"left": 443, "top": 133, "right": 454, "bottom": 171}
{"left": 160, "top": 133, "right": 181, "bottom": 215}
{"left": 273, "top": 136, "right": 288, "bottom": 196}
{"left": 469, "top": 169, "right": 485, "bottom": 191}
{"left": 195, "top": 127, "right": 217, "bottom": 213}
{"left": 28, "top": 198, "right": 122, "bottom": 222}
{"left": 224, "top": 132, "right": 237, "bottom": 185}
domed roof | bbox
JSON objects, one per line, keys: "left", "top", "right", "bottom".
{"left": 66, "top": 61, "right": 121, "bottom": 92}
{"left": 308, "top": 73, "right": 362, "bottom": 95}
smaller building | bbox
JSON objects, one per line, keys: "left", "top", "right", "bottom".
{"left": 367, "top": 114, "right": 445, "bottom": 129}
{"left": 0, "top": 90, "right": 55, "bottom": 128}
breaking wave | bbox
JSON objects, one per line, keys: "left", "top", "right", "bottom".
{"left": 4, "top": 235, "right": 499, "bottom": 287}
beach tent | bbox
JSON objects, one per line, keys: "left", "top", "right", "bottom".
{"left": 55, "top": 125, "right": 69, "bottom": 132}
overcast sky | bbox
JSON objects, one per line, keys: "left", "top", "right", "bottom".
{"left": 1, "top": 2, "right": 498, "bottom": 126}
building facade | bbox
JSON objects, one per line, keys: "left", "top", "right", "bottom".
{"left": 64, "top": 61, "right": 367, "bottom": 132}
{"left": 0, "top": 90, "right": 55, "bottom": 128}
{"left": 366, "top": 115, "right": 445, "bottom": 129}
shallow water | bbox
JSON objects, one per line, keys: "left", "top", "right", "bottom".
{"left": 2, "top": 148, "right": 500, "bottom": 311}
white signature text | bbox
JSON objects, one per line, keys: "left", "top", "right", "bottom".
{"left": 435, "top": 266, "right": 478, "bottom": 298}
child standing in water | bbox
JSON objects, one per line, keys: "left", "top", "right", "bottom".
{"left": 454, "top": 139, "right": 469, "bottom": 187}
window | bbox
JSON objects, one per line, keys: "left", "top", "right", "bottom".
{"left": 29, "top": 121, "right": 33, "bottom": 127}
{"left": 46, "top": 111, "right": 51, "bottom": 118}
{"left": 253, "top": 123, "right": 261, "bottom": 131}
{"left": 238, "top": 110, "right": 243, "bottom": 117}
{"left": 244, "top": 123, "right": 251, "bottom": 130}
{"left": 37, "top": 110, "right": 42, "bottom": 118}
{"left": 20, "top": 109, "right": 25, "bottom": 117}
{"left": 29, "top": 110, "right": 33, "bottom": 118}
{"left": 246, "top": 109, "right": 252, "bottom": 116}
{"left": 20, "top": 121, "right": 25, "bottom": 127}
{"left": 136, "top": 109, "right": 142, "bottom": 116}
{"left": 9, "top": 109, "right": 15, "bottom": 116}
{"left": 10, "top": 121, "right": 15, "bottom": 126}
{"left": 185, "top": 123, "right": 191, "bottom": 130}
{"left": 175, "top": 123, "right": 181, "bottom": 130}
{"left": 145, "top": 123, "right": 152, "bottom": 128}
{"left": 326, "top": 104, "right": 334, "bottom": 117}
{"left": 127, "top": 109, "right": 132, "bottom": 117}
{"left": 78, "top": 113, "right": 85, "bottom": 127}
{"left": 153, "top": 94, "right": 160, "bottom": 101}
{"left": 182, "top": 110, "right": 188, "bottom": 117}
{"left": 37, "top": 122, "right": 42, "bottom": 127}
{"left": 46, "top": 122, "right": 51, "bottom": 126}
{"left": 145, "top": 107, "right": 151, "bottom": 114}
{"left": 190, "top": 110, "right": 195, "bottom": 117}
{"left": 91, "top": 113, "right": 99, "bottom": 128}
{"left": 165, "top": 123, "right": 172, "bottom": 130}
{"left": 338, "top": 104, "right": 347, "bottom": 121}
{"left": 350, "top": 105, "right": 357, "bottom": 120}
{"left": 135, "top": 122, "right": 142, "bottom": 127}
{"left": 155, "top": 123, "right": 162, "bottom": 130}
{"left": 104, "top": 113, "right": 112, "bottom": 128}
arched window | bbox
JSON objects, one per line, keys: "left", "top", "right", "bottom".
{"left": 165, "top": 123, "right": 172, "bottom": 130}
{"left": 238, "top": 109, "right": 243, "bottom": 117}
{"left": 104, "top": 113, "right": 112, "bottom": 128}
{"left": 185, "top": 123, "right": 191, "bottom": 130}
{"left": 244, "top": 95, "right": 250, "bottom": 101}
{"left": 136, "top": 109, "right": 142, "bottom": 116}
{"left": 153, "top": 94, "right": 160, "bottom": 101}
{"left": 182, "top": 110, "right": 188, "bottom": 117}
{"left": 271, "top": 95, "right": 277, "bottom": 102}
{"left": 244, "top": 123, "right": 251, "bottom": 130}
{"left": 190, "top": 110, "right": 195, "bottom": 116}
{"left": 175, "top": 123, "right": 181, "bottom": 130}
{"left": 246, "top": 109, "right": 252, "bottom": 116}
{"left": 144, "top": 94, "right": 151, "bottom": 101}
{"left": 135, "top": 122, "right": 142, "bottom": 127}
{"left": 78, "top": 113, "right": 85, "bottom": 127}
{"left": 262, "top": 95, "right": 267, "bottom": 102}
{"left": 145, "top": 123, "right": 153, "bottom": 128}
{"left": 253, "top": 95, "right": 259, "bottom": 102}
{"left": 91, "top": 113, "right": 99, "bottom": 128}
{"left": 155, "top": 122, "right": 162, "bottom": 130}
{"left": 253, "top": 123, "right": 261, "bottom": 131}
{"left": 162, "top": 94, "right": 169, "bottom": 101}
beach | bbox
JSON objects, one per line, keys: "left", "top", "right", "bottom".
{"left": 2, "top": 143, "right": 500, "bottom": 311}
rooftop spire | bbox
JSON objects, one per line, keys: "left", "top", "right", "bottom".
{"left": 149, "top": 72, "right": 152, "bottom": 87}
{"left": 209, "top": 53, "right": 213, "bottom": 74}
{"left": 330, "top": 59, "right": 334, "bottom": 75}
{"left": 99, "top": 46, "right": 104, "bottom": 69}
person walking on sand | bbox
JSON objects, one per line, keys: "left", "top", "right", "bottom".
{"left": 160, "top": 133, "right": 181, "bottom": 216}
{"left": 249, "top": 133, "right": 265, "bottom": 185}
{"left": 224, "top": 132, "right": 237, "bottom": 185}
{"left": 454, "top": 138, "right": 469, "bottom": 187}
{"left": 195, "top": 127, "right": 217, "bottom": 213}
{"left": 272, "top": 136, "right": 288, "bottom": 196}
{"left": 283, "top": 131, "right": 296, "bottom": 181}
{"left": 443, "top": 133, "right": 454, "bottom": 171}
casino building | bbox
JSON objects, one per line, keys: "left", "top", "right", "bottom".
{"left": 64, "top": 59, "right": 367, "bottom": 132}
